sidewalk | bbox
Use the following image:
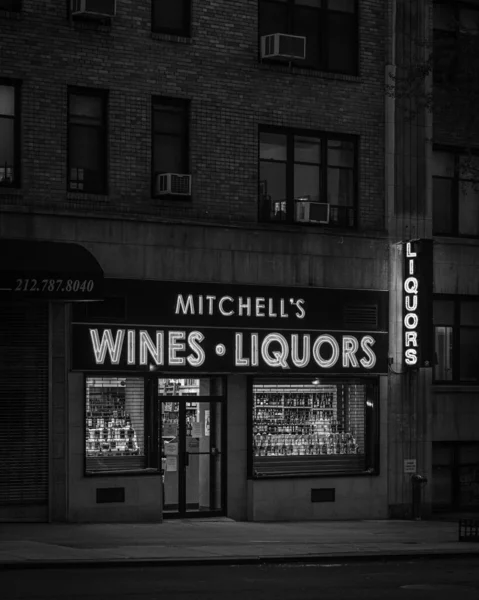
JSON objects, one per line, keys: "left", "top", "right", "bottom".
{"left": 0, "top": 518, "right": 478, "bottom": 569}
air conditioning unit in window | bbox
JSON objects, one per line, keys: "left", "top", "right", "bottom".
{"left": 71, "top": 0, "right": 116, "bottom": 18}
{"left": 261, "top": 33, "right": 307, "bottom": 61}
{"left": 155, "top": 173, "right": 192, "bottom": 197}
{"left": 295, "top": 201, "right": 330, "bottom": 224}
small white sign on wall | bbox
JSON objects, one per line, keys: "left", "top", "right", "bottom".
{"left": 404, "top": 459, "right": 417, "bottom": 474}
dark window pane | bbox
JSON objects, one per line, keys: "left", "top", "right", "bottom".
{"left": 154, "top": 134, "right": 185, "bottom": 173}
{"left": 70, "top": 95, "right": 103, "bottom": 121}
{"left": 294, "top": 136, "right": 321, "bottom": 163}
{"left": 432, "top": 151, "right": 455, "bottom": 177}
{"left": 461, "top": 302, "right": 479, "bottom": 326}
{"left": 433, "top": 300, "right": 454, "bottom": 325}
{"left": 327, "top": 12, "right": 357, "bottom": 74}
{"left": 433, "top": 33, "right": 457, "bottom": 83}
{"left": 70, "top": 125, "right": 102, "bottom": 169}
{"left": 0, "top": 0, "right": 21, "bottom": 11}
{"left": 259, "top": 0, "right": 288, "bottom": 36}
{"left": 328, "top": 139, "right": 354, "bottom": 167}
{"left": 433, "top": 177, "right": 454, "bottom": 234}
{"left": 293, "top": 6, "right": 321, "bottom": 68}
{"left": 459, "top": 8, "right": 479, "bottom": 34}
{"left": 459, "top": 328, "right": 479, "bottom": 381}
{"left": 297, "top": 0, "right": 321, "bottom": 7}
{"left": 259, "top": 161, "right": 287, "bottom": 221}
{"left": 459, "top": 182, "right": 479, "bottom": 235}
{"left": 152, "top": 0, "right": 186, "bottom": 32}
{"left": 327, "top": 167, "right": 353, "bottom": 206}
{"left": 0, "top": 85, "right": 15, "bottom": 116}
{"left": 294, "top": 164, "right": 320, "bottom": 201}
{"left": 0, "top": 119, "right": 14, "bottom": 166}
{"left": 328, "top": 0, "right": 355, "bottom": 13}
{"left": 434, "top": 326, "right": 453, "bottom": 381}
{"left": 434, "top": 2, "right": 455, "bottom": 31}
{"left": 153, "top": 108, "right": 186, "bottom": 135}
{"left": 260, "top": 132, "right": 287, "bottom": 160}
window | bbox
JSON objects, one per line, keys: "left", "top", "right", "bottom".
{"left": 251, "top": 378, "right": 379, "bottom": 478}
{"left": 86, "top": 377, "right": 148, "bottom": 474}
{"left": 259, "top": 128, "right": 357, "bottom": 227}
{"left": 259, "top": 0, "right": 358, "bottom": 75}
{"left": 0, "top": 0, "right": 21, "bottom": 11}
{"left": 152, "top": 97, "right": 189, "bottom": 193}
{"left": 152, "top": 0, "right": 191, "bottom": 36}
{"left": 432, "top": 149, "right": 479, "bottom": 237}
{"left": 434, "top": 297, "right": 479, "bottom": 383}
{"left": 0, "top": 81, "right": 20, "bottom": 187}
{"left": 433, "top": 0, "right": 479, "bottom": 85}
{"left": 68, "top": 88, "right": 107, "bottom": 194}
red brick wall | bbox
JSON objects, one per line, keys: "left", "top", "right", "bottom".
{"left": 0, "top": 0, "right": 387, "bottom": 231}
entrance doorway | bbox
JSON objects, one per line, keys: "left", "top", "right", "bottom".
{"left": 159, "top": 378, "right": 225, "bottom": 517}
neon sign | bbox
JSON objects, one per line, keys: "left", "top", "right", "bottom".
{"left": 72, "top": 326, "right": 387, "bottom": 374}
{"left": 404, "top": 242, "right": 419, "bottom": 366}
{"left": 403, "top": 239, "right": 433, "bottom": 369}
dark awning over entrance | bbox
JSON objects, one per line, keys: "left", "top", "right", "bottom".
{"left": 0, "top": 239, "right": 104, "bottom": 300}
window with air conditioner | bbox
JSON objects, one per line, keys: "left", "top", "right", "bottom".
{"left": 152, "top": 97, "right": 190, "bottom": 198}
{"left": 259, "top": 0, "right": 358, "bottom": 74}
{"left": 152, "top": 0, "right": 191, "bottom": 37}
{"left": 259, "top": 127, "right": 357, "bottom": 227}
{"left": 0, "top": 80, "right": 20, "bottom": 188}
{"left": 68, "top": 87, "right": 108, "bottom": 194}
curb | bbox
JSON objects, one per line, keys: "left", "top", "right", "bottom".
{"left": 2, "top": 549, "right": 479, "bottom": 570}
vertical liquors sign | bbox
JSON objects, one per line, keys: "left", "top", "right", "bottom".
{"left": 403, "top": 239, "right": 433, "bottom": 368}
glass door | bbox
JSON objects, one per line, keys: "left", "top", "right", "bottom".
{"left": 159, "top": 378, "right": 225, "bottom": 517}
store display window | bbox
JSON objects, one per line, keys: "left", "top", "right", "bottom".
{"left": 85, "top": 377, "right": 146, "bottom": 474}
{"left": 250, "top": 378, "right": 379, "bottom": 478}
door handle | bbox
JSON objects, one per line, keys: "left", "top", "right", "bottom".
{"left": 184, "top": 451, "right": 189, "bottom": 467}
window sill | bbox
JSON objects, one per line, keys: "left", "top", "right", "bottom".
{"left": 153, "top": 194, "right": 193, "bottom": 202}
{"left": 433, "top": 384, "right": 479, "bottom": 393}
{"left": 151, "top": 31, "right": 192, "bottom": 44}
{"left": 72, "top": 19, "right": 112, "bottom": 33}
{"left": 251, "top": 470, "right": 377, "bottom": 480}
{"left": 67, "top": 191, "right": 109, "bottom": 203}
{"left": 258, "top": 61, "right": 361, "bottom": 83}
{"left": 433, "top": 234, "right": 479, "bottom": 245}
{"left": 0, "top": 9, "right": 22, "bottom": 19}
{"left": 85, "top": 468, "right": 161, "bottom": 477}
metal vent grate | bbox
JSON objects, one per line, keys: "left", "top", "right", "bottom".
{"left": 344, "top": 305, "right": 378, "bottom": 329}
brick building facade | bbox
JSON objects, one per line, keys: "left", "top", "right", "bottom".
{"left": 0, "top": 0, "right": 477, "bottom": 523}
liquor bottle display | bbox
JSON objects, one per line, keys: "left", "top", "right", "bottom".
{"left": 86, "top": 385, "right": 140, "bottom": 456}
{"left": 253, "top": 384, "right": 361, "bottom": 458}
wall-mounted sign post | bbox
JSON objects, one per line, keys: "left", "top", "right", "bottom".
{"left": 403, "top": 239, "right": 433, "bottom": 369}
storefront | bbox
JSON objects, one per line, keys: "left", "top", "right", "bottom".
{"left": 69, "top": 279, "right": 389, "bottom": 522}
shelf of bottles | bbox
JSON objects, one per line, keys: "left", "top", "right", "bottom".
{"left": 253, "top": 383, "right": 361, "bottom": 459}
{"left": 161, "top": 400, "right": 199, "bottom": 438}
{"left": 85, "top": 378, "right": 143, "bottom": 470}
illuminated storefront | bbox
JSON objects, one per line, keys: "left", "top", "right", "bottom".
{"left": 69, "top": 279, "right": 389, "bottom": 521}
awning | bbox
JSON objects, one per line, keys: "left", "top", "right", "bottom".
{"left": 0, "top": 239, "right": 104, "bottom": 300}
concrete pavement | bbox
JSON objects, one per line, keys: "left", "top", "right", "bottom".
{"left": 0, "top": 517, "right": 478, "bottom": 569}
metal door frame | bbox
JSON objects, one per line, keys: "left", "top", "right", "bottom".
{"left": 160, "top": 394, "right": 226, "bottom": 518}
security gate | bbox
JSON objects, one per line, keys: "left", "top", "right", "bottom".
{"left": 0, "top": 301, "right": 49, "bottom": 517}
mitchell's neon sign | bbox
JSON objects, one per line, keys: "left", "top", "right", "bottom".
{"left": 404, "top": 241, "right": 420, "bottom": 367}
{"left": 88, "top": 328, "right": 377, "bottom": 371}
